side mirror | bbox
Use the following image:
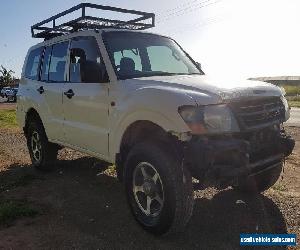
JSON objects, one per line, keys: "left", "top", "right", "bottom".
{"left": 196, "top": 62, "right": 202, "bottom": 70}
{"left": 196, "top": 62, "right": 205, "bottom": 75}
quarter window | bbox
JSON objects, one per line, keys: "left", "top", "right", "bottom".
{"left": 24, "top": 47, "right": 43, "bottom": 80}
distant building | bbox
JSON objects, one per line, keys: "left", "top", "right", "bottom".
{"left": 249, "top": 76, "right": 300, "bottom": 85}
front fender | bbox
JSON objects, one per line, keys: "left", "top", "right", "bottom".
{"left": 110, "top": 109, "right": 188, "bottom": 159}
{"left": 109, "top": 86, "right": 199, "bottom": 160}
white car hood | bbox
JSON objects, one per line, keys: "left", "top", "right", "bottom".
{"left": 134, "top": 74, "right": 283, "bottom": 103}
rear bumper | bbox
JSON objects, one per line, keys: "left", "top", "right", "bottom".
{"left": 183, "top": 130, "right": 295, "bottom": 189}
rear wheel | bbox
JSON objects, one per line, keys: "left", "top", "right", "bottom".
{"left": 26, "top": 119, "right": 59, "bottom": 171}
{"left": 124, "top": 142, "right": 194, "bottom": 235}
{"left": 233, "top": 163, "right": 283, "bottom": 193}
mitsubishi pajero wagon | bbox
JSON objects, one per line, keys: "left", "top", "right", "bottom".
{"left": 17, "top": 3, "right": 295, "bottom": 235}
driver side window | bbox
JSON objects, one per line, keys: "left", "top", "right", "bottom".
{"left": 69, "top": 36, "right": 109, "bottom": 83}
{"left": 113, "top": 49, "right": 142, "bottom": 72}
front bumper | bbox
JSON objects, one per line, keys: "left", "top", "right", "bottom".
{"left": 183, "top": 129, "right": 295, "bottom": 189}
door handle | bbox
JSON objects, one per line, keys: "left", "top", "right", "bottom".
{"left": 64, "top": 89, "right": 75, "bottom": 99}
{"left": 37, "top": 86, "right": 44, "bottom": 94}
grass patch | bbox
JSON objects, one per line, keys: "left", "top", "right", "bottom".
{"left": 0, "top": 109, "right": 17, "bottom": 128}
{"left": 0, "top": 200, "right": 38, "bottom": 225}
{"left": 288, "top": 101, "right": 300, "bottom": 108}
{"left": 285, "top": 93, "right": 300, "bottom": 108}
{"left": 280, "top": 84, "right": 300, "bottom": 96}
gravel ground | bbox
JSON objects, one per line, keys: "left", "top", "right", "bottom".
{"left": 0, "top": 125, "right": 299, "bottom": 249}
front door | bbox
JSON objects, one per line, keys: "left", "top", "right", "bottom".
{"left": 63, "top": 36, "right": 109, "bottom": 158}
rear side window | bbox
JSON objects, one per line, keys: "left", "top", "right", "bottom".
{"left": 48, "top": 42, "right": 69, "bottom": 82}
{"left": 24, "top": 47, "right": 43, "bottom": 80}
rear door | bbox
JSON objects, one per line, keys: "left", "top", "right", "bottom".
{"left": 63, "top": 36, "right": 109, "bottom": 158}
{"left": 38, "top": 42, "right": 69, "bottom": 141}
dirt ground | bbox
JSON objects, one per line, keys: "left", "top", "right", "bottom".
{"left": 0, "top": 105, "right": 299, "bottom": 249}
{"left": 0, "top": 100, "right": 16, "bottom": 110}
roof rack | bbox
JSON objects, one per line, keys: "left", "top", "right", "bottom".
{"left": 31, "top": 3, "right": 155, "bottom": 40}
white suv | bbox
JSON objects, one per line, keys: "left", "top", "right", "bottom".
{"left": 17, "top": 4, "right": 294, "bottom": 235}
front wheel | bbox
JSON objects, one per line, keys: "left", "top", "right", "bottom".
{"left": 124, "top": 142, "right": 194, "bottom": 235}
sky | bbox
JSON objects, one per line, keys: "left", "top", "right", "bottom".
{"left": 0, "top": 0, "right": 299, "bottom": 79}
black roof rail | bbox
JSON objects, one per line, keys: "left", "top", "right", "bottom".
{"left": 31, "top": 3, "right": 155, "bottom": 40}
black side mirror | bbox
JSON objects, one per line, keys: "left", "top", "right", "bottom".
{"left": 196, "top": 62, "right": 205, "bottom": 74}
{"left": 196, "top": 62, "right": 202, "bottom": 70}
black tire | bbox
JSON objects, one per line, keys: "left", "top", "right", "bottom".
{"left": 233, "top": 163, "right": 283, "bottom": 194}
{"left": 124, "top": 142, "right": 194, "bottom": 235}
{"left": 26, "top": 119, "right": 58, "bottom": 171}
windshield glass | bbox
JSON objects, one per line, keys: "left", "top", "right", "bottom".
{"left": 103, "top": 31, "right": 202, "bottom": 80}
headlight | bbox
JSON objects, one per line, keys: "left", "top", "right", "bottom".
{"left": 178, "top": 104, "right": 240, "bottom": 134}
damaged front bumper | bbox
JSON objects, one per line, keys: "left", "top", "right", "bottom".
{"left": 183, "top": 127, "right": 295, "bottom": 189}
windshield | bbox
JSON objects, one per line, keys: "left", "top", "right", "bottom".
{"left": 103, "top": 31, "right": 202, "bottom": 80}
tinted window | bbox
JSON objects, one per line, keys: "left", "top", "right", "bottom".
{"left": 25, "top": 47, "right": 43, "bottom": 80}
{"left": 49, "top": 42, "right": 69, "bottom": 82}
{"left": 41, "top": 46, "right": 52, "bottom": 81}
{"left": 69, "top": 37, "right": 108, "bottom": 83}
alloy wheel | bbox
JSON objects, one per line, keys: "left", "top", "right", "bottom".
{"left": 132, "top": 162, "right": 164, "bottom": 217}
{"left": 31, "top": 131, "right": 42, "bottom": 162}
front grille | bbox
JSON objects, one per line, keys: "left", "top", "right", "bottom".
{"left": 230, "top": 97, "right": 285, "bottom": 130}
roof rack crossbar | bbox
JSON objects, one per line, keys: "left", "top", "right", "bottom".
{"left": 31, "top": 3, "right": 155, "bottom": 39}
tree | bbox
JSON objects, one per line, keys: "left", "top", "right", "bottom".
{"left": 0, "top": 65, "right": 15, "bottom": 86}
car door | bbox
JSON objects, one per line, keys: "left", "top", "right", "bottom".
{"left": 63, "top": 36, "right": 109, "bottom": 158}
{"left": 37, "top": 42, "right": 69, "bottom": 141}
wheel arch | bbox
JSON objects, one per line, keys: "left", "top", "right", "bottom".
{"left": 24, "top": 108, "right": 45, "bottom": 138}
{"left": 115, "top": 120, "right": 182, "bottom": 181}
